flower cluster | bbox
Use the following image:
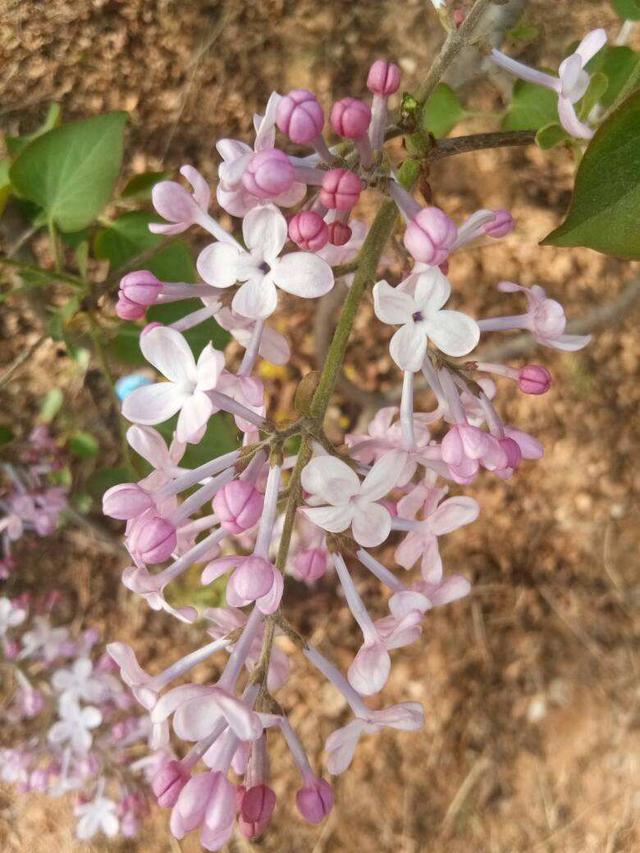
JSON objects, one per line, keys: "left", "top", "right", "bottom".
{"left": 0, "top": 426, "right": 68, "bottom": 579}
{"left": 104, "top": 56, "right": 590, "bottom": 849}
{"left": 0, "top": 593, "right": 158, "bottom": 841}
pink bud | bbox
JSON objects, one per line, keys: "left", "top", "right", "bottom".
{"left": 328, "top": 221, "right": 352, "bottom": 246}
{"left": 293, "top": 548, "right": 328, "bottom": 583}
{"left": 152, "top": 760, "right": 189, "bottom": 808}
{"left": 320, "top": 169, "right": 362, "bottom": 211}
{"left": 119, "top": 270, "right": 162, "bottom": 306}
{"left": 518, "top": 364, "right": 552, "bottom": 395}
{"left": 484, "top": 209, "right": 514, "bottom": 238}
{"left": 238, "top": 784, "right": 277, "bottom": 839}
{"left": 499, "top": 437, "right": 522, "bottom": 470}
{"left": 242, "top": 149, "right": 295, "bottom": 199}
{"left": 116, "top": 294, "right": 147, "bottom": 321}
{"left": 296, "top": 777, "right": 333, "bottom": 824}
{"left": 134, "top": 516, "right": 177, "bottom": 563}
{"left": 103, "top": 483, "right": 153, "bottom": 520}
{"left": 276, "top": 89, "right": 324, "bottom": 144}
{"left": 330, "top": 97, "right": 371, "bottom": 139}
{"left": 404, "top": 207, "right": 457, "bottom": 265}
{"left": 213, "top": 480, "right": 264, "bottom": 534}
{"left": 367, "top": 60, "right": 401, "bottom": 96}
{"left": 289, "top": 211, "right": 329, "bottom": 251}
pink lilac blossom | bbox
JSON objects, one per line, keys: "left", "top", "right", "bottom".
{"left": 101, "top": 53, "right": 594, "bottom": 849}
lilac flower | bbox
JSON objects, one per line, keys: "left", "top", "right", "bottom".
{"left": 169, "top": 770, "right": 236, "bottom": 849}
{"left": 75, "top": 795, "right": 120, "bottom": 841}
{"left": 197, "top": 204, "right": 334, "bottom": 320}
{"left": 491, "top": 29, "right": 607, "bottom": 139}
{"left": 48, "top": 694, "right": 102, "bottom": 754}
{"left": 373, "top": 268, "right": 479, "bottom": 371}
{"left": 301, "top": 451, "right": 403, "bottom": 547}
{"left": 52, "top": 658, "right": 108, "bottom": 704}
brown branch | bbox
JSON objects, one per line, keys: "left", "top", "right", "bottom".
{"left": 427, "top": 129, "right": 537, "bottom": 161}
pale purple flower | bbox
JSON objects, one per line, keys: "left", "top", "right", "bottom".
{"left": 150, "top": 165, "right": 213, "bottom": 235}
{"left": 75, "top": 795, "right": 120, "bottom": 841}
{"left": 48, "top": 694, "right": 102, "bottom": 754}
{"left": 491, "top": 29, "right": 607, "bottom": 139}
{"left": 373, "top": 267, "right": 479, "bottom": 370}
{"left": 52, "top": 657, "right": 108, "bottom": 704}
{"left": 325, "top": 702, "right": 424, "bottom": 774}
{"left": 197, "top": 204, "right": 334, "bottom": 320}
{"left": 300, "top": 451, "right": 403, "bottom": 548}
{"left": 169, "top": 770, "right": 236, "bottom": 849}
{"left": 122, "top": 326, "right": 225, "bottom": 443}
{"left": 151, "top": 684, "right": 262, "bottom": 743}
{"left": 0, "top": 596, "right": 26, "bottom": 639}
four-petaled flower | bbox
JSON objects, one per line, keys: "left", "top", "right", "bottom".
{"left": 373, "top": 267, "right": 479, "bottom": 371}
{"left": 122, "top": 326, "right": 225, "bottom": 443}
{"left": 48, "top": 693, "right": 102, "bottom": 755}
{"left": 301, "top": 451, "right": 403, "bottom": 547}
{"left": 197, "top": 204, "right": 334, "bottom": 320}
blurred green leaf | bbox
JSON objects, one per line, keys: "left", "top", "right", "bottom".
{"left": 506, "top": 21, "right": 540, "bottom": 43}
{"left": 10, "top": 112, "right": 127, "bottom": 232}
{"left": 542, "top": 91, "right": 640, "bottom": 258}
{"left": 578, "top": 72, "right": 609, "bottom": 119}
{"left": 502, "top": 80, "right": 558, "bottom": 130}
{"left": 535, "top": 122, "right": 570, "bottom": 150}
{"left": 5, "top": 104, "right": 62, "bottom": 157}
{"left": 40, "top": 389, "right": 64, "bottom": 422}
{"left": 120, "top": 171, "right": 169, "bottom": 200}
{"left": 587, "top": 46, "right": 640, "bottom": 108}
{"left": 0, "top": 426, "right": 14, "bottom": 445}
{"left": 68, "top": 430, "right": 100, "bottom": 458}
{"left": 612, "top": 0, "right": 640, "bottom": 20}
{"left": 0, "top": 160, "right": 11, "bottom": 217}
{"left": 423, "top": 83, "right": 467, "bottom": 138}
{"left": 86, "top": 466, "right": 130, "bottom": 500}
{"left": 94, "top": 211, "right": 157, "bottom": 268}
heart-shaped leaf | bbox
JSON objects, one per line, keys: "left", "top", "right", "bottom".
{"left": 542, "top": 91, "right": 640, "bottom": 258}
{"left": 10, "top": 112, "right": 127, "bottom": 232}
{"left": 423, "top": 84, "right": 468, "bottom": 138}
{"left": 502, "top": 79, "right": 558, "bottom": 131}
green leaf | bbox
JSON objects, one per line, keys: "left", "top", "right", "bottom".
{"left": 68, "top": 430, "right": 100, "bottom": 458}
{"left": 40, "top": 388, "right": 64, "bottom": 422}
{"left": 0, "top": 426, "right": 14, "bottom": 445}
{"left": 156, "top": 413, "right": 239, "bottom": 468}
{"left": 578, "top": 72, "right": 609, "bottom": 119}
{"left": 86, "top": 466, "right": 130, "bottom": 500}
{"left": 535, "top": 122, "right": 570, "bottom": 150}
{"left": 506, "top": 21, "right": 540, "bottom": 43}
{"left": 9, "top": 112, "right": 127, "bottom": 232}
{"left": 502, "top": 80, "right": 558, "bottom": 131}
{"left": 94, "top": 211, "right": 158, "bottom": 268}
{"left": 542, "top": 90, "right": 640, "bottom": 258}
{"left": 587, "top": 46, "right": 640, "bottom": 108}
{"left": 0, "top": 159, "right": 11, "bottom": 217}
{"left": 612, "top": 0, "right": 640, "bottom": 20}
{"left": 423, "top": 83, "right": 467, "bottom": 138}
{"left": 120, "top": 171, "right": 169, "bottom": 200}
{"left": 5, "top": 104, "right": 62, "bottom": 157}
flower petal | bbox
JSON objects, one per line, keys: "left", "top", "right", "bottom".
{"left": 176, "top": 392, "right": 213, "bottom": 443}
{"left": 359, "top": 451, "right": 404, "bottom": 502}
{"left": 300, "top": 505, "right": 353, "bottom": 534}
{"left": 122, "top": 383, "right": 185, "bottom": 425}
{"left": 271, "top": 252, "right": 334, "bottom": 298}
{"left": 423, "top": 310, "right": 479, "bottom": 357}
{"left": 414, "top": 267, "right": 451, "bottom": 313}
{"left": 429, "top": 496, "right": 480, "bottom": 535}
{"left": 195, "top": 345, "right": 225, "bottom": 391}
{"left": 141, "top": 326, "right": 196, "bottom": 383}
{"left": 557, "top": 95, "right": 594, "bottom": 139}
{"left": 348, "top": 642, "right": 391, "bottom": 696}
{"left": 302, "top": 456, "right": 360, "bottom": 505}
{"left": 197, "top": 243, "right": 241, "bottom": 288}
{"left": 389, "top": 323, "right": 427, "bottom": 372}
{"left": 372, "top": 280, "right": 415, "bottom": 325}
{"left": 325, "top": 720, "right": 364, "bottom": 775}
{"left": 242, "top": 204, "right": 287, "bottom": 261}
{"left": 232, "top": 277, "right": 278, "bottom": 320}
{"left": 490, "top": 49, "right": 560, "bottom": 91}
{"left": 574, "top": 28, "right": 607, "bottom": 65}
{"left": 351, "top": 502, "right": 391, "bottom": 547}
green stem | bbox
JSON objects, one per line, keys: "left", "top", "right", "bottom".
{"left": 308, "top": 200, "right": 398, "bottom": 423}
{"left": 47, "top": 220, "right": 62, "bottom": 273}
{"left": 0, "top": 256, "right": 85, "bottom": 290}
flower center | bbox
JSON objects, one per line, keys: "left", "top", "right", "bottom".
{"left": 412, "top": 311, "right": 424, "bottom": 322}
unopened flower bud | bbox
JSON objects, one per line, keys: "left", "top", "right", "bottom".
{"left": 133, "top": 516, "right": 177, "bottom": 563}
{"left": 116, "top": 294, "right": 147, "bottom": 321}
{"left": 119, "top": 270, "right": 162, "bottom": 307}
{"left": 103, "top": 483, "right": 153, "bottom": 520}
{"left": 276, "top": 89, "right": 324, "bottom": 144}
{"left": 238, "top": 784, "right": 277, "bottom": 839}
{"left": 296, "top": 777, "right": 334, "bottom": 824}
{"left": 404, "top": 207, "right": 457, "bottom": 266}
{"left": 152, "top": 760, "right": 189, "bottom": 808}
{"left": 242, "top": 149, "right": 295, "bottom": 199}
{"left": 484, "top": 209, "right": 514, "bottom": 238}
{"left": 328, "top": 221, "right": 352, "bottom": 246}
{"left": 518, "top": 364, "right": 552, "bottom": 395}
{"left": 499, "top": 437, "right": 522, "bottom": 470}
{"left": 293, "top": 547, "right": 328, "bottom": 583}
{"left": 320, "top": 169, "right": 361, "bottom": 211}
{"left": 367, "top": 60, "right": 401, "bottom": 96}
{"left": 289, "top": 211, "right": 329, "bottom": 251}
{"left": 330, "top": 97, "right": 371, "bottom": 139}
{"left": 213, "top": 480, "right": 264, "bottom": 534}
